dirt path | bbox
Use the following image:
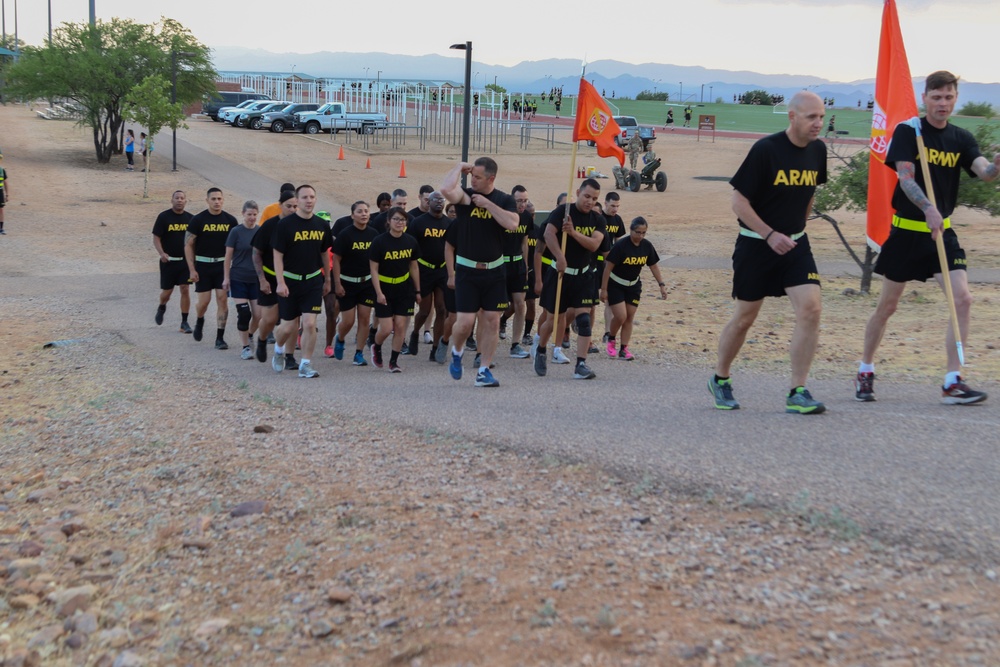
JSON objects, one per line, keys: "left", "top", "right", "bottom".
{"left": 2, "top": 105, "right": 1000, "bottom": 666}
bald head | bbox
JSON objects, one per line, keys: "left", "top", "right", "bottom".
{"left": 789, "top": 90, "right": 823, "bottom": 113}
{"left": 786, "top": 91, "right": 825, "bottom": 147}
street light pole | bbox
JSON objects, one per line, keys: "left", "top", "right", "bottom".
{"left": 449, "top": 41, "right": 472, "bottom": 188}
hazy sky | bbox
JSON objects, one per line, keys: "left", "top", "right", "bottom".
{"left": 7, "top": 0, "right": 999, "bottom": 84}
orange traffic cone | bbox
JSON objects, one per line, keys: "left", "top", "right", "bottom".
{"left": 398, "top": 160, "right": 407, "bottom": 178}
{"left": 337, "top": 145, "right": 345, "bottom": 161}
{"left": 365, "top": 158, "right": 371, "bottom": 169}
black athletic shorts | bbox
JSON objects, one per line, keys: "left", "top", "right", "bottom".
{"left": 258, "top": 275, "right": 278, "bottom": 307}
{"left": 278, "top": 276, "right": 323, "bottom": 321}
{"left": 159, "top": 260, "right": 191, "bottom": 290}
{"left": 874, "top": 227, "right": 966, "bottom": 283}
{"left": 337, "top": 280, "right": 376, "bottom": 311}
{"left": 525, "top": 266, "right": 537, "bottom": 301}
{"left": 539, "top": 266, "right": 595, "bottom": 314}
{"left": 444, "top": 285, "right": 457, "bottom": 313}
{"left": 590, "top": 262, "right": 605, "bottom": 300}
{"left": 194, "top": 262, "right": 224, "bottom": 293}
{"left": 0, "top": 189, "right": 5, "bottom": 207}
{"left": 454, "top": 267, "right": 508, "bottom": 313}
{"left": 504, "top": 260, "right": 528, "bottom": 296}
{"left": 229, "top": 280, "right": 259, "bottom": 301}
{"left": 607, "top": 280, "right": 641, "bottom": 306}
{"left": 731, "top": 234, "right": 820, "bottom": 301}
{"left": 374, "top": 285, "right": 416, "bottom": 318}
{"left": 419, "top": 266, "right": 448, "bottom": 298}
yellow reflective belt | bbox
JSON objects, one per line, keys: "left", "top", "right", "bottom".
{"left": 417, "top": 258, "right": 446, "bottom": 269}
{"left": 378, "top": 272, "right": 410, "bottom": 284}
{"left": 283, "top": 269, "right": 323, "bottom": 281}
{"left": 892, "top": 215, "right": 951, "bottom": 233}
{"left": 263, "top": 266, "right": 276, "bottom": 276}
{"left": 609, "top": 273, "right": 639, "bottom": 287}
{"left": 739, "top": 228, "right": 805, "bottom": 241}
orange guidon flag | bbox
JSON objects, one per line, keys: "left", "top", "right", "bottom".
{"left": 572, "top": 79, "right": 625, "bottom": 166}
{"left": 867, "top": 0, "right": 917, "bottom": 249}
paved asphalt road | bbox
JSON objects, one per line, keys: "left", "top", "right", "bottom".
{"left": 17, "top": 136, "right": 1000, "bottom": 563}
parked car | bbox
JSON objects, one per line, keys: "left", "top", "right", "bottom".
{"left": 222, "top": 100, "right": 274, "bottom": 126}
{"left": 238, "top": 101, "right": 291, "bottom": 130}
{"left": 202, "top": 91, "right": 269, "bottom": 121}
{"left": 295, "top": 103, "right": 388, "bottom": 135}
{"left": 613, "top": 116, "right": 656, "bottom": 151}
{"left": 212, "top": 99, "right": 261, "bottom": 124}
{"left": 261, "top": 103, "right": 321, "bottom": 133}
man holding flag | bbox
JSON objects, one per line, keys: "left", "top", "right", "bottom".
{"left": 856, "top": 70, "right": 1000, "bottom": 404}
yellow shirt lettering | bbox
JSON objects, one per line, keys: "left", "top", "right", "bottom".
{"left": 167, "top": 224, "right": 187, "bottom": 232}
{"left": 293, "top": 230, "right": 325, "bottom": 241}
{"left": 773, "top": 170, "right": 818, "bottom": 187}
{"left": 351, "top": 241, "right": 372, "bottom": 251}
{"left": 470, "top": 208, "right": 493, "bottom": 220}
{"left": 622, "top": 256, "right": 648, "bottom": 266}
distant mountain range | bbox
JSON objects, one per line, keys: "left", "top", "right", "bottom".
{"left": 211, "top": 48, "right": 1000, "bottom": 109}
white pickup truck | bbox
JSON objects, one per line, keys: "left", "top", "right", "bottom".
{"left": 295, "top": 103, "right": 388, "bottom": 135}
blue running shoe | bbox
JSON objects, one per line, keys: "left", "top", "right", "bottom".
{"left": 333, "top": 338, "right": 345, "bottom": 361}
{"left": 449, "top": 350, "right": 463, "bottom": 380}
{"left": 475, "top": 368, "right": 499, "bottom": 387}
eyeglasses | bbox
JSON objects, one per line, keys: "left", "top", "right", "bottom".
{"left": 390, "top": 217, "right": 408, "bottom": 223}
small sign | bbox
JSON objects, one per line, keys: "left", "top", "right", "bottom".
{"left": 698, "top": 114, "right": 716, "bottom": 143}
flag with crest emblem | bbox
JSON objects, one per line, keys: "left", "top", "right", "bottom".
{"left": 572, "top": 79, "right": 624, "bottom": 165}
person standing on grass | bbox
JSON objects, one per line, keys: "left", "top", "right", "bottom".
{"left": 600, "top": 216, "right": 668, "bottom": 360}
{"left": 854, "top": 70, "right": 1000, "bottom": 405}
{"left": 224, "top": 201, "right": 263, "bottom": 360}
{"left": 152, "top": 190, "right": 194, "bottom": 332}
{"left": 709, "top": 91, "right": 828, "bottom": 414}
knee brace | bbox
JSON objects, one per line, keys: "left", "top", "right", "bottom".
{"left": 236, "top": 302, "right": 251, "bottom": 331}
{"left": 574, "top": 312, "right": 592, "bottom": 338}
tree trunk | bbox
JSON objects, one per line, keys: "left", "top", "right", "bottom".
{"left": 860, "top": 246, "right": 877, "bottom": 295}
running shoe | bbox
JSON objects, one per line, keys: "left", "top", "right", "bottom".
{"left": 333, "top": 339, "right": 345, "bottom": 360}
{"left": 271, "top": 350, "right": 284, "bottom": 373}
{"left": 400, "top": 342, "right": 410, "bottom": 356}
{"left": 449, "top": 349, "right": 463, "bottom": 380}
{"left": 606, "top": 340, "right": 618, "bottom": 358}
{"left": 475, "top": 368, "right": 500, "bottom": 387}
{"left": 284, "top": 354, "right": 299, "bottom": 371}
{"left": 588, "top": 343, "right": 600, "bottom": 354}
{"left": 389, "top": 361, "right": 402, "bottom": 373}
{"left": 466, "top": 336, "right": 477, "bottom": 352}
{"left": 324, "top": 345, "right": 334, "bottom": 358}
{"left": 352, "top": 350, "right": 367, "bottom": 366}
{"left": 180, "top": 321, "right": 193, "bottom": 334}
{"left": 429, "top": 345, "right": 437, "bottom": 362}
{"left": 267, "top": 332, "right": 275, "bottom": 344}
{"left": 366, "top": 327, "right": 376, "bottom": 347}
{"left": 472, "top": 352, "right": 496, "bottom": 369}
{"left": 561, "top": 334, "right": 571, "bottom": 349}
{"left": 573, "top": 361, "right": 597, "bottom": 380}
{"left": 552, "top": 347, "right": 570, "bottom": 364}
{"left": 534, "top": 349, "right": 547, "bottom": 376}
{"left": 256, "top": 337, "right": 267, "bottom": 362}
{"left": 854, "top": 372, "right": 875, "bottom": 402}
{"left": 193, "top": 319, "right": 204, "bottom": 342}
{"left": 509, "top": 343, "right": 530, "bottom": 359}
{"left": 619, "top": 346, "right": 634, "bottom": 361}
{"left": 435, "top": 338, "right": 447, "bottom": 364}
{"left": 786, "top": 387, "right": 826, "bottom": 415}
{"left": 499, "top": 322, "right": 507, "bottom": 340}
{"left": 298, "top": 360, "right": 319, "bottom": 378}
{"left": 708, "top": 377, "right": 740, "bottom": 410}
{"left": 155, "top": 307, "right": 165, "bottom": 326}
{"left": 408, "top": 331, "right": 419, "bottom": 356}
{"left": 602, "top": 332, "right": 610, "bottom": 344}
{"left": 371, "top": 344, "right": 383, "bottom": 369}
{"left": 423, "top": 330, "right": 432, "bottom": 344}
{"left": 241, "top": 345, "right": 253, "bottom": 360}
{"left": 941, "top": 378, "right": 987, "bottom": 405}
{"left": 530, "top": 334, "right": 540, "bottom": 359}
{"left": 521, "top": 334, "right": 533, "bottom": 347}
{"left": 215, "top": 339, "right": 229, "bottom": 351}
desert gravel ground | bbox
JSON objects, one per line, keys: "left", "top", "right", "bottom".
{"left": 2, "top": 104, "right": 1000, "bottom": 666}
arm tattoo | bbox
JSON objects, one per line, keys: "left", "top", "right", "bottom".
{"left": 897, "top": 162, "right": 932, "bottom": 212}
{"left": 185, "top": 231, "right": 196, "bottom": 245}
{"left": 985, "top": 162, "right": 999, "bottom": 181}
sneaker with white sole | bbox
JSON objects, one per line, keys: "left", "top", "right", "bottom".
{"left": 573, "top": 361, "right": 596, "bottom": 379}
{"left": 475, "top": 368, "right": 500, "bottom": 387}
{"left": 352, "top": 350, "right": 367, "bottom": 366}
{"left": 854, "top": 372, "right": 875, "bottom": 402}
{"left": 434, "top": 338, "right": 447, "bottom": 364}
{"left": 423, "top": 330, "right": 433, "bottom": 344}
{"left": 271, "top": 350, "right": 285, "bottom": 373}
{"left": 298, "top": 360, "right": 319, "bottom": 378}
{"left": 552, "top": 347, "right": 571, "bottom": 364}
{"left": 941, "top": 377, "right": 987, "bottom": 405}
{"left": 509, "top": 343, "right": 530, "bottom": 359}
{"left": 241, "top": 345, "right": 253, "bottom": 360}
{"left": 533, "top": 349, "right": 547, "bottom": 376}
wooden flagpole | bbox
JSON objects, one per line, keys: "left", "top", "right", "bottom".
{"left": 910, "top": 117, "right": 964, "bottom": 366}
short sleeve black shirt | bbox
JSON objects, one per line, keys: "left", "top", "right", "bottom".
{"left": 189, "top": 210, "right": 238, "bottom": 259}
{"left": 407, "top": 213, "right": 451, "bottom": 266}
{"left": 251, "top": 215, "right": 280, "bottom": 273}
{"left": 152, "top": 209, "right": 193, "bottom": 258}
{"left": 445, "top": 187, "right": 518, "bottom": 263}
{"left": 887, "top": 117, "right": 982, "bottom": 220}
{"left": 544, "top": 204, "right": 606, "bottom": 270}
{"left": 332, "top": 224, "right": 381, "bottom": 278}
{"left": 502, "top": 211, "right": 533, "bottom": 257}
{"left": 606, "top": 236, "right": 660, "bottom": 282}
{"left": 272, "top": 213, "right": 333, "bottom": 274}
{"left": 729, "top": 131, "right": 827, "bottom": 235}
{"left": 370, "top": 232, "right": 420, "bottom": 279}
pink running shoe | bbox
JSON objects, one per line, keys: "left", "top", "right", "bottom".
{"left": 606, "top": 340, "right": 617, "bottom": 358}
{"left": 619, "top": 345, "right": 634, "bottom": 361}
